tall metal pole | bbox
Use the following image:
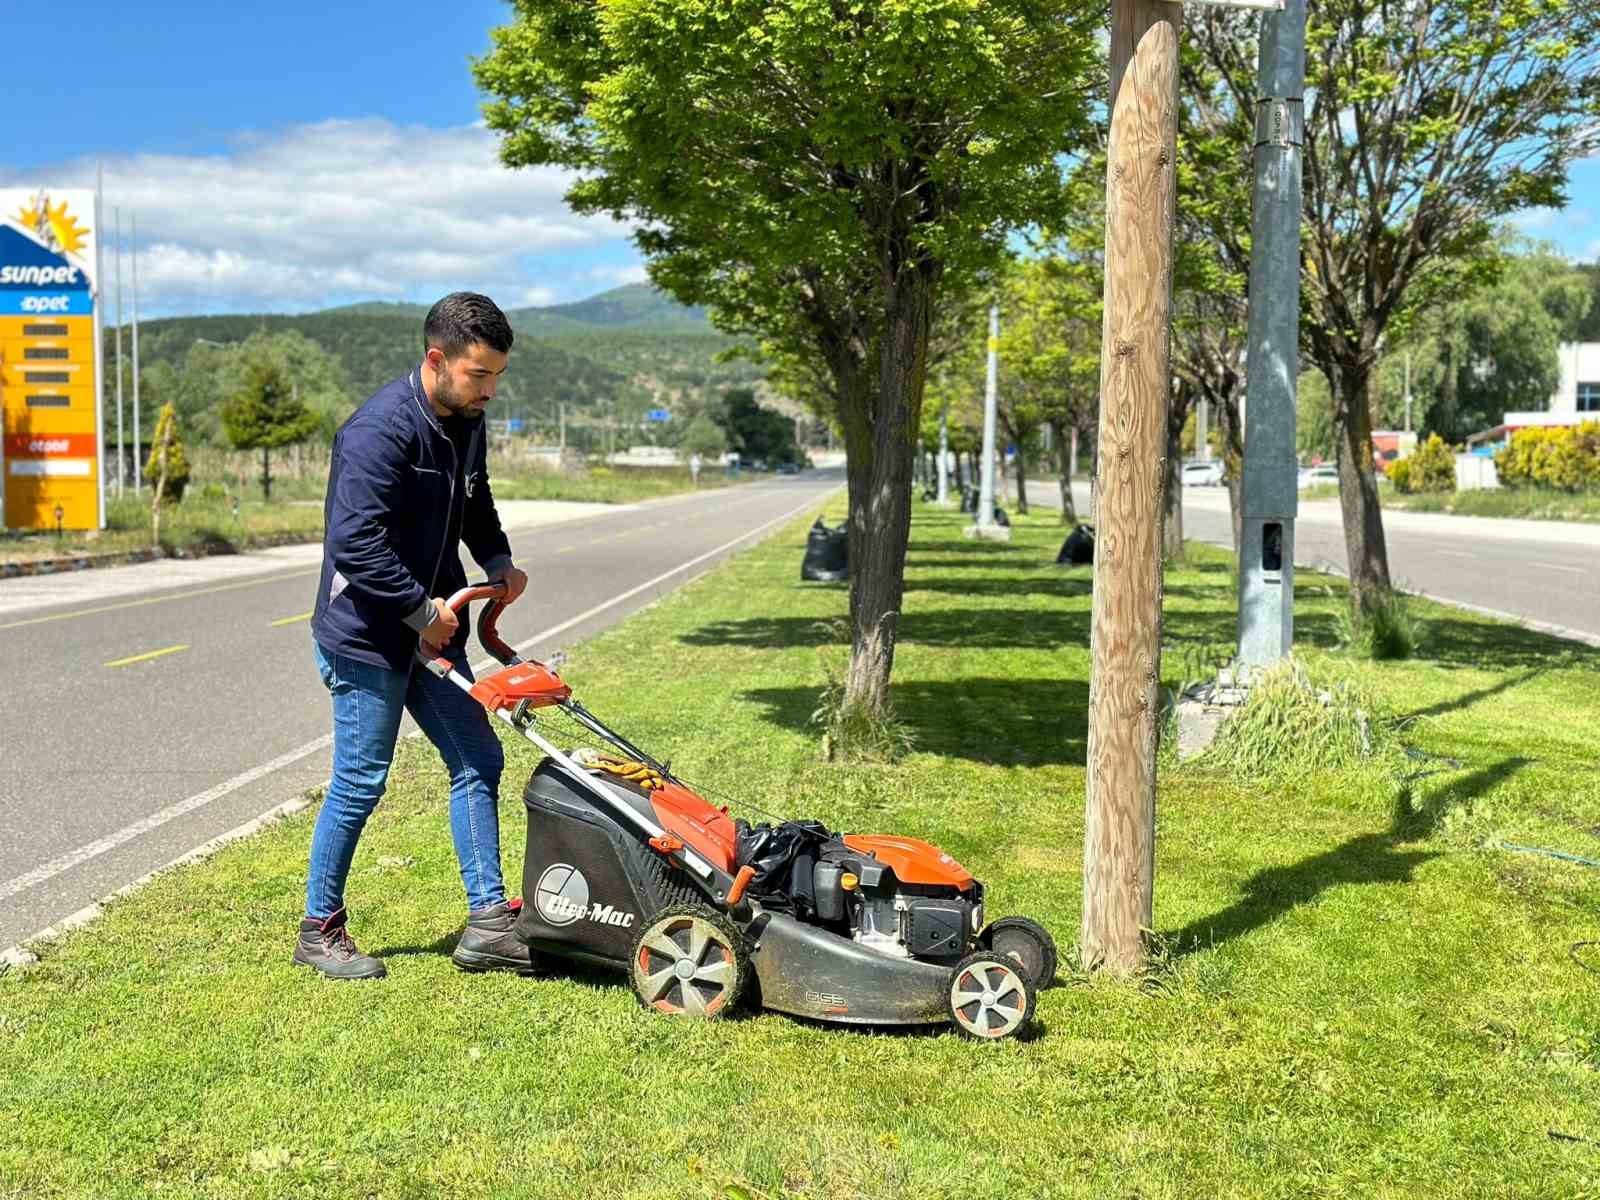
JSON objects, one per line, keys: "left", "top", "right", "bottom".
{"left": 1404, "top": 350, "right": 1412, "bottom": 434}
{"left": 1237, "top": 0, "right": 1305, "bottom": 669}
{"left": 131, "top": 212, "right": 142, "bottom": 493}
{"left": 977, "top": 305, "right": 1000, "bottom": 529}
{"left": 936, "top": 404, "right": 949, "bottom": 504}
{"left": 1084, "top": 0, "right": 1180, "bottom": 976}
{"left": 94, "top": 162, "right": 107, "bottom": 529}
{"left": 113, "top": 206, "right": 124, "bottom": 498}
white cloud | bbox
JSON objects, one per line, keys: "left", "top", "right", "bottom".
{"left": 0, "top": 119, "right": 643, "bottom": 316}
{"left": 1513, "top": 206, "right": 1592, "bottom": 233}
{"left": 586, "top": 263, "right": 651, "bottom": 287}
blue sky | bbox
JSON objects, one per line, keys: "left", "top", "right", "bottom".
{"left": 0, "top": 1, "right": 644, "bottom": 317}
{"left": 1, "top": 2, "right": 1594, "bottom": 318}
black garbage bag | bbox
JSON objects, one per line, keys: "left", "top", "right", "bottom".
{"left": 993, "top": 506, "right": 1010, "bottom": 527}
{"left": 1056, "top": 523, "right": 1095, "bottom": 565}
{"left": 801, "top": 516, "right": 849, "bottom": 582}
{"left": 734, "top": 818, "right": 834, "bottom": 915}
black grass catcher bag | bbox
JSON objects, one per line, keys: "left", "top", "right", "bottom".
{"left": 733, "top": 818, "right": 834, "bottom": 916}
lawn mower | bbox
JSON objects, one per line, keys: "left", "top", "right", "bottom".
{"left": 420, "top": 582, "right": 1057, "bottom": 1040}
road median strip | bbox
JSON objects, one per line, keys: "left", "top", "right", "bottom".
{"left": 2, "top": 495, "right": 1595, "bottom": 1197}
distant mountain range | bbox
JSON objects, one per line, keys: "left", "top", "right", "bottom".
{"left": 318, "top": 283, "right": 711, "bottom": 334}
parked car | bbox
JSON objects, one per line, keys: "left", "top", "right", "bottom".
{"left": 1180, "top": 460, "right": 1225, "bottom": 487}
{"left": 1298, "top": 464, "right": 1340, "bottom": 489}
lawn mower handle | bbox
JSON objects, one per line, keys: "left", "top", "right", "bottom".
{"left": 415, "top": 580, "right": 521, "bottom": 674}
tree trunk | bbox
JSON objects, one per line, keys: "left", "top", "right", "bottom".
{"left": 1084, "top": 0, "right": 1179, "bottom": 977}
{"left": 1162, "top": 409, "right": 1183, "bottom": 561}
{"left": 1330, "top": 362, "right": 1393, "bottom": 608}
{"left": 953, "top": 452, "right": 964, "bottom": 491}
{"left": 1216, "top": 385, "right": 1244, "bottom": 554}
{"left": 260, "top": 446, "right": 272, "bottom": 501}
{"left": 839, "top": 267, "right": 934, "bottom": 717}
{"left": 1013, "top": 437, "right": 1029, "bottom": 515}
{"left": 1051, "top": 419, "right": 1078, "bottom": 524}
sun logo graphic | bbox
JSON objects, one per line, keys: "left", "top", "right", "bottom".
{"left": 15, "top": 193, "right": 90, "bottom": 256}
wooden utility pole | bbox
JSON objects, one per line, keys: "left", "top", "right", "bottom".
{"left": 1083, "top": 0, "right": 1182, "bottom": 974}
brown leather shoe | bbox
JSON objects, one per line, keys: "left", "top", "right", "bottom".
{"left": 292, "top": 907, "right": 386, "bottom": 980}
{"left": 452, "top": 898, "right": 538, "bottom": 974}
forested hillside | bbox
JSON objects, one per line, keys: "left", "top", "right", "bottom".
{"left": 105, "top": 285, "right": 762, "bottom": 443}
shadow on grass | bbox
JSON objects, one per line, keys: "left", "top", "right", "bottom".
{"left": 683, "top": 607, "right": 1094, "bottom": 652}
{"left": 1400, "top": 668, "right": 1546, "bottom": 722}
{"left": 742, "top": 676, "right": 1089, "bottom": 767}
{"left": 1165, "top": 754, "right": 1528, "bottom": 958}
{"left": 903, "top": 576, "right": 1092, "bottom": 600}
{"left": 1420, "top": 618, "right": 1600, "bottom": 671}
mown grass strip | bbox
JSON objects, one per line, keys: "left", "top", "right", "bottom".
{"left": 3, "top": 501, "right": 1598, "bottom": 1199}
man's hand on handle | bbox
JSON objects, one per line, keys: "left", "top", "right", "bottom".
{"left": 420, "top": 598, "right": 460, "bottom": 648}
{"left": 489, "top": 565, "right": 528, "bottom": 605}
{"left": 419, "top": 567, "right": 524, "bottom": 649}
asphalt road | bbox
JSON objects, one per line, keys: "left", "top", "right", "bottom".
{"left": 0, "top": 471, "right": 841, "bottom": 952}
{"left": 1022, "top": 479, "right": 1600, "bottom": 643}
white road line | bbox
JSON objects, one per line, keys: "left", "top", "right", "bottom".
{"left": 0, "top": 737, "right": 335, "bottom": 903}
{"left": 0, "top": 486, "right": 835, "bottom": 915}
{"left": 1433, "top": 550, "right": 1475, "bottom": 560}
{"left": 1529, "top": 562, "right": 1589, "bottom": 576}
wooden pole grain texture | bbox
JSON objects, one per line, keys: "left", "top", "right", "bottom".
{"left": 1083, "top": 0, "right": 1181, "bottom": 975}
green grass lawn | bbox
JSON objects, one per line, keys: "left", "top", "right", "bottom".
{"left": 4, "top": 505, "right": 1598, "bottom": 1198}
{"left": 1379, "top": 486, "right": 1600, "bottom": 523}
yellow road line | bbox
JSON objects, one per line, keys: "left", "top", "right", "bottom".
{"left": 270, "top": 610, "right": 313, "bottom": 627}
{"left": 105, "top": 644, "right": 189, "bottom": 669}
{"left": 555, "top": 546, "right": 576, "bottom": 554}
{"left": 0, "top": 568, "right": 320, "bottom": 632}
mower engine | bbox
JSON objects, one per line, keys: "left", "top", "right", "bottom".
{"left": 803, "top": 836, "right": 984, "bottom": 963}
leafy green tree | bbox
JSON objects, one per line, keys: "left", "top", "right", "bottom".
{"left": 1186, "top": 0, "right": 1600, "bottom": 609}
{"left": 221, "top": 353, "right": 320, "bottom": 500}
{"left": 720, "top": 388, "right": 799, "bottom": 466}
{"left": 1575, "top": 265, "right": 1600, "bottom": 344}
{"left": 679, "top": 412, "right": 728, "bottom": 464}
{"left": 476, "top": 0, "right": 1102, "bottom": 715}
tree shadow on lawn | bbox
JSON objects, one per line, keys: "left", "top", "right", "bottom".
{"left": 741, "top": 676, "right": 1089, "bottom": 767}
{"left": 682, "top": 606, "right": 1094, "bottom": 652}
{"left": 1164, "top": 754, "right": 1527, "bottom": 958}
{"left": 1420, "top": 617, "right": 1600, "bottom": 671}
{"left": 903, "top": 576, "right": 1092, "bottom": 601}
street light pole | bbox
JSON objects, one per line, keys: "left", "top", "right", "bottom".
{"left": 976, "top": 304, "right": 1000, "bottom": 532}
{"left": 113, "top": 206, "right": 124, "bottom": 497}
{"left": 131, "top": 212, "right": 142, "bottom": 493}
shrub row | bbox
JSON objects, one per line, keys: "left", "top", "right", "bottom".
{"left": 1494, "top": 421, "right": 1600, "bottom": 491}
{"left": 1388, "top": 433, "right": 1456, "bottom": 493}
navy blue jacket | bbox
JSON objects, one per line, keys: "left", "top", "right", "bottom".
{"left": 311, "top": 368, "right": 513, "bottom": 671}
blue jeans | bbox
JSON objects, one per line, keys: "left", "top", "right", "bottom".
{"left": 306, "top": 642, "right": 506, "bottom": 918}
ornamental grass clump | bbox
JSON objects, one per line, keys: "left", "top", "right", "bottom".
{"left": 1200, "top": 657, "right": 1403, "bottom": 783}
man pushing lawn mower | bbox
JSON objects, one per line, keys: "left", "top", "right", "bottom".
{"left": 297, "top": 292, "right": 532, "bottom": 981}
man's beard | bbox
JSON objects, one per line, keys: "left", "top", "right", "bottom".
{"left": 433, "top": 372, "right": 484, "bottom": 419}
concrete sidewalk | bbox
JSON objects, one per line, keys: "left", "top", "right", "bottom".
{"left": 0, "top": 499, "right": 621, "bottom": 620}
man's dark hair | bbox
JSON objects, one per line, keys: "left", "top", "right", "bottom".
{"left": 423, "top": 292, "right": 514, "bottom": 357}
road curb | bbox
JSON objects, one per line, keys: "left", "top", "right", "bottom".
{"left": 0, "top": 532, "right": 316, "bottom": 581}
